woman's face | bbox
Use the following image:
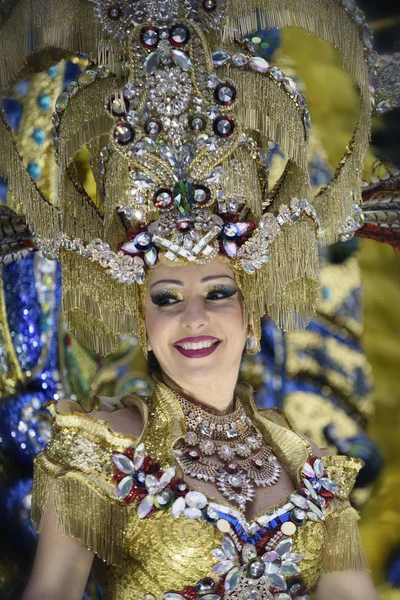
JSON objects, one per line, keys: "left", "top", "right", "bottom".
{"left": 145, "top": 259, "right": 248, "bottom": 388}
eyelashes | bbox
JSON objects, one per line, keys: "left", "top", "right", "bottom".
{"left": 150, "top": 290, "right": 183, "bottom": 307}
{"left": 150, "top": 285, "right": 238, "bottom": 307}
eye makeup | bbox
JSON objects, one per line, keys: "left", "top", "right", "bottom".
{"left": 150, "top": 289, "right": 183, "bottom": 307}
{"left": 204, "top": 284, "right": 238, "bottom": 301}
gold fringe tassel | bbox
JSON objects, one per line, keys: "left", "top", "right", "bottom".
{"left": 32, "top": 458, "right": 127, "bottom": 565}
{"left": 323, "top": 506, "right": 371, "bottom": 573}
{"left": 0, "top": 113, "right": 60, "bottom": 241}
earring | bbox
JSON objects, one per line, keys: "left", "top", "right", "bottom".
{"left": 245, "top": 335, "right": 258, "bottom": 354}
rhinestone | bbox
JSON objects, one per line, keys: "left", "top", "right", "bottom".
{"left": 153, "top": 188, "right": 173, "bottom": 209}
{"left": 171, "top": 48, "right": 192, "bottom": 71}
{"left": 117, "top": 475, "right": 133, "bottom": 499}
{"left": 109, "top": 95, "right": 128, "bottom": 116}
{"left": 194, "top": 185, "right": 211, "bottom": 205}
{"left": 201, "top": 425, "right": 213, "bottom": 437}
{"left": 171, "top": 496, "right": 186, "bottom": 518}
{"left": 247, "top": 558, "right": 265, "bottom": 579}
{"left": 213, "top": 115, "right": 234, "bottom": 137}
{"left": 154, "top": 489, "right": 175, "bottom": 509}
{"left": 228, "top": 474, "right": 242, "bottom": 488}
{"left": 185, "top": 449, "right": 201, "bottom": 461}
{"left": 250, "top": 457, "right": 263, "bottom": 469}
{"left": 199, "top": 439, "right": 215, "bottom": 455}
{"left": 55, "top": 92, "right": 68, "bottom": 113}
{"left": 123, "top": 83, "right": 139, "bottom": 101}
{"left": 144, "top": 51, "right": 160, "bottom": 75}
{"left": 313, "top": 459, "right": 324, "bottom": 478}
{"left": 189, "top": 114, "right": 206, "bottom": 131}
{"left": 232, "top": 53, "right": 248, "bottom": 67}
{"left": 212, "top": 50, "right": 230, "bottom": 65}
{"left": 138, "top": 494, "right": 154, "bottom": 518}
{"left": 215, "top": 82, "right": 236, "bottom": 106}
{"left": 354, "top": 8, "right": 365, "bottom": 24}
{"left": 207, "top": 74, "right": 221, "bottom": 89}
{"left": 107, "top": 5, "right": 122, "bottom": 20}
{"left": 169, "top": 24, "right": 191, "bottom": 46}
{"left": 134, "top": 469, "right": 146, "bottom": 485}
{"left": 140, "top": 27, "right": 159, "bottom": 48}
{"left": 242, "top": 544, "right": 258, "bottom": 562}
{"left": 78, "top": 70, "right": 96, "bottom": 86}
{"left": 195, "top": 578, "right": 215, "bottom": 595}
{"left": 202, "top": 505, "right": 219, "bottom": 523}
{"left": 240, "top": 588, "right": 262, "bottom": 600}
{"left": 249, "top": 56, "right": 270, "bottom": 73}
{"left": 224, "top": 567, "right": 240, "bottom": 594}
{"left": 163, "top": 593, "right": 186, "bottom": 600}
{"left": 67, "top": 81, "right": 79, "bottom": 96}
{"left": 114, "top": 122, "right": 135, "bottom": 145}
{"left": 218, "top": 445, "right": 234, "bottom": 460}
{"left": 184, "top": 507, "right": 202, "bottom": 519}
{"left": 112, "top": 453, "right": 135, "bottom": 474}
{"left": 290, "top": 508, "right": 307, "bottom": 524}
{"left": 225, "top": 462, "right": 239, "bottom": 473}
{"left": 145, "top": 118, "right": 162, "bottom": 136}
{"left": 143, "top": 596, "right": 156, "bottom": 600}
{"left": 185, "top": 491, "right": 208, "bottom": 509}
{"left": 226, "top": 428, "right": 238, "bottom": 438}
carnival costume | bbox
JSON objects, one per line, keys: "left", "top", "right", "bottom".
{"left": 1, "top": 0, "right": 400, "bottom": 598}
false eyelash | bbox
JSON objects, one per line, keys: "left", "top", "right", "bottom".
{"left": 205, "top": 285, "right": 238, "bottom": 300}
{"left": 150, "top": 289, "right": 183, "bottom": 307}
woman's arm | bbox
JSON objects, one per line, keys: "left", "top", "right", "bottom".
{"left": 23, "top": 490, "right": 94, "bottom": 600}
{"left": 313, "top": 571, "right": 381, "bottom": 600}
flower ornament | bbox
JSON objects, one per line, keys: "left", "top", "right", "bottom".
{"left": 120, "top": 230, "right": 158, "bottom": 267}
{"left": 220, "top": 220, "right": 255, "bottom": 258}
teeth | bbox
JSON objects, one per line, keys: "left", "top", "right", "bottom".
{"left": 178, "top": 340, "right": 217, "bottom": 350}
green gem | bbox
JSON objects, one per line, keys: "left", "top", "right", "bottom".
{"left": 173, "top": 180, "right": 195, "bottom": 215}
{"left": 154, "top": 489, "right": 175, "bottom": 510}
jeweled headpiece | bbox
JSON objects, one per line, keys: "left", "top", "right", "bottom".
{"left": 0, "top": 0, "right": 374, "bottom": 354}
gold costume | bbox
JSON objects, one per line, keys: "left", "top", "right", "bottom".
{"left": 32, "top": 381, "right": 369, "bottom": 600}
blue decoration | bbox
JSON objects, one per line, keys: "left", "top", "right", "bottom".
{"left": 47, "top": 65, "right": 59, "bottom": 78}
{"left": 32, "top": 128, "right": 46, "bottom": 145}
{"left": 37, "top": 92, "right": 52, "bottom": 111}
{"left": 27, "top": 161, "right": 42, "bottom": 180}
{"left": 2, "top": 97, "right": 23, "bottom": 131}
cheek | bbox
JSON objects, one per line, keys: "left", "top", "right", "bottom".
{"left": 145, "top": 304, "right": 175, "bottom": 349}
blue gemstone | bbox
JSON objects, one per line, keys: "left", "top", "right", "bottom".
{"left": 32, "top": 128, "right": 46, "bottom": 145}
{"left": 37, "top": 93, "right": 52, "bottom": 111}
{"left": 322, "top": 286, "right": 332, "bottom": 300}
{"left": 47, "top": 65, "right": 59, "bottom": 78}
{"left": 27, "top": 162, "right": 42, "bottom": 180}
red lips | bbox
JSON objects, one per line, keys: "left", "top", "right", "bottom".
{"left": 173, "top": 336, "right": 221, "bottom": 359}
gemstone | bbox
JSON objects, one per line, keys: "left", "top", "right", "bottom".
{"left": 251, "top": 457, "right": 263, "bottom": 469}
{"left": 134, "top": 469, "right": 146, "bottom": 485}
{"left": 275, "top": 538, "right": 293, "bottom": 556}
{"left": 275, "top": 595, "right": 291, "bottom": 600}
{"left": 307, "top": 501, "right": 324, "bottom": 519}
{"left": 174, "top": 180, "right": 195, "bottom": 215}
{"left": 302, "top": 462, "right": 315, "bottom": 478}
{"left": 189, "top": 113, "right": 206, "bottom": 131}
{"left": 240, "top": 588, "right": 262, "bottom": 600}
{"left": 281, "top": 521, "right": 297, "bottom": 536}
{"left": 313, "top": 459, "right": 324, "bottom": 478}
{"left": 215, "top": 83, "right": 236, "bottom": 106}
{"left": 212, "top": 559, "right": 234, "bottom": 575}
{"left": 207, "top": 74, "right": 221, "bottom": 89}
{"left": 169, "top": 24, "right": 191, "bottom": 46}
{"left": 27, "top": 161, "right": 42, "bottom": 180}
{"left": 78, "top": 70, "right": 96, "bottom": 86}
{"left": 171, "top": 49, "right": 192, "bottom": 71}
{"left": 185, "top": 491, "right": 208, "bottom": 509}
{"left": 224, "top": 567, "right": 240, "bottom": 593}
{"left": 247, "top": 558, "right": 265, "bottom": 579}
{"left": 195, "top": 578, "right": 215, "bottom": 595}
{"left": 249, "top": 57, "right": 270, "bottom": 73}
{"left": 201, "top": 595, "right": 220, "bottom": 600}
{"left": 38, "top": 93, "right": 52, "bottom": 111}
{"left": 163, "top": 594, "right": 186, "bottom": 600}
{"left": 145, "top": 118, "right": 162, "bottom": 136}
{"left": 199, "top": 439, "right": 215, "bottom": 455}
{"left": 144, "top": 51, "right": 160, "bottom": 75}
{"left": 304, "top": 479, "right": 318, "bottom": 499}
{"left": 159, "top": 466, "right": 176, "bottom": 488}
{"left": 194, "top": 185, "right": 211, "bottom": 205}
{"left": 185, "top": 449, "right": 201, "bottom": 461}
{"left": 112, "top": 453, "right": 135, "bottom": 474}
{"left": 222, "top": 536, "right": 237, "bottom": 561}
{"left": 206, "top": 105, "right": 219, "bottom": 119}
{"left": 67, "top": 81, "right": 79, "bottom": 96}
{"left": 226, "top": 428, "right": 238, "bottom": 438}
{"left": 171, "top": 496, "right": 186, "bottom": 518}
{"left": 55, "top": 92, "right": 68, "bottom": 113}
{"left": 184, "top": 507, "right": 202, "bottom": 519}
{"left": 225, "top": 462, "right": 239, "bottom": 474}
{"left": 213, "top": 115, "right": 234, "bottom": 137}
{"left": 114, "top": 122, "right": 135, "bottom": 145}
{"left": 269, "top": 573, "right": 287, "bottom": 591}
{"left": 232, "top": 53, "right": 248, "bottom": 67}
{"left": 354, "top": 8, "right": 365, "bottom": 24}
{"left": 290, "top": 493, "right": 309, "bottom": 510}
{"left": 143, "top": 595, "right": 156, "bottom": 600}
{"left": 107, "top": 5, "right": 122, "bottom": 20}
{"left": 145, "top": 474, "right": 159, "bottom": 495}
{"left": 320, "top": 477, "right": 338, "bottom": 493}
{"left": 133, "top": 443, "right": 145, "bottom": 469}
{"left": 202, "top": 505, "right": 219, "bottom": 523}
{"left": 138, "top": 494, "right": 154, "bottom": 518}
{"left": 212, "top": 50, "right": 230, "bottom": 66}
{"left": 204, "top": 166, "right": 223, "bottom": 184}
{"left": 140, "top": 26, "right": 159, "bottom": 48}
{"left": 154, "top": 489, "right": 174, "bottom": 509}
{"left": 290, "top": 508, "right": 307, "bottom": 524}
{"left": 281, "top": 561, "right": 301, "bottom": 576}
{"left": 132, "top": 172, "right": 155, "bottom": 190}
{"left": 218, "top": 445, "right": 234, "bottom": 461}
{"left": 117, "top": 475, "right": 133, "bottom": 499}
{"left": 153, "top": 188, "right": 173, "bottom": 209}
{"left": 228, "top": 474, "right": 242, "bottom": 488}
{"left": 177, "top": 220, "right": 193, "bottom": 232}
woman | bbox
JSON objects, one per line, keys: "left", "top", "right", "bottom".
{"left": 0, "top": 0, "right": 381, "bottom": 599}
{"left": 23, "top": 259, "right": 379, "bottom": 600}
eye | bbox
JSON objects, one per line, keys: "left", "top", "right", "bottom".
{"left": 206, "top": 285, "right": 238, "bottom": 301}
{"left": 151, "top": 290, "right": 182, "bottom": 307}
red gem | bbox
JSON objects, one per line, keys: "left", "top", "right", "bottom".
{"left": 142, "top": 456, "right": 154, "bottom": 472}
{"left": 251, "top": 457, "right": 264, "bottom": 469}
{"left": 171, "top": 478, "right": 189, "bottom": 496}
{"left": 112, "top": 470, "right": 126, "bottom": 484}
{"left": 185, "top": 449, "right": 200, "bottom": 461}
{"left": 125, "top": 448, "right": 134, "bottom": 459}
{"left": 182, "top": 586, "right": 197, "bottom": 600}
{"left": 225, "top": 462, "right": 239, "bottom": 473}
{"left": 177, "top": 220, "right": 193, "bottom": 232}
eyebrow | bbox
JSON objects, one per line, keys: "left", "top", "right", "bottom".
{"left": 150, "top": 275, "right": 235, "bottom": 289}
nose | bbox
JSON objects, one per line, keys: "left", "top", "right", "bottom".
{"left": 178, "top": 296, "right": 210, "bottom": 331}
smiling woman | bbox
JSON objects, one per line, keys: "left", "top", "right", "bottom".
{"left": 1, "top": 0, "right": 386, "bottom": 598}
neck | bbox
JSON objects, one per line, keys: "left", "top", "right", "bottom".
{"left": 161, "top": 370, "right": 238, "bottom": 415}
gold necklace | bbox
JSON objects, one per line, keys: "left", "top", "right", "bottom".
{"left": 172, "top": 391, "right": 281, "bottom": 510}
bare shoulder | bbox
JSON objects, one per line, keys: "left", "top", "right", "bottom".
{"left": 88, "top": 403, "right": 144, "bottom": 439}
{"left": 296, "top": 431, "right": 322, "bottom": 458}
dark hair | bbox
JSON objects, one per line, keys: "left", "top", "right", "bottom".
{"left": 147, "top": 350, "right": 161, "bottom": 375}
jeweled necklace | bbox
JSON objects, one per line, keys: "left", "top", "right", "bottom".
{"left": 172, "top": 391, "right": 281, "bottom": 510}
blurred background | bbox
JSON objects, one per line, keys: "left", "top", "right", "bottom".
{"left": 0, "top": 1, "right": 399, "bottom": 599}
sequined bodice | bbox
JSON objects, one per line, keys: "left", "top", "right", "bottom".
{"left": 32, "top": 382, "right": 367, "bottom": 600}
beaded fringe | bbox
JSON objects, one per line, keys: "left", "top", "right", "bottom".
{"left": 31, "top": 458, "right": 127, "bottom": 566}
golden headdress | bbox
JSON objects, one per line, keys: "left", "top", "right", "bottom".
{"left": 0, "top": 0, "right": 373, "bottom": 355}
